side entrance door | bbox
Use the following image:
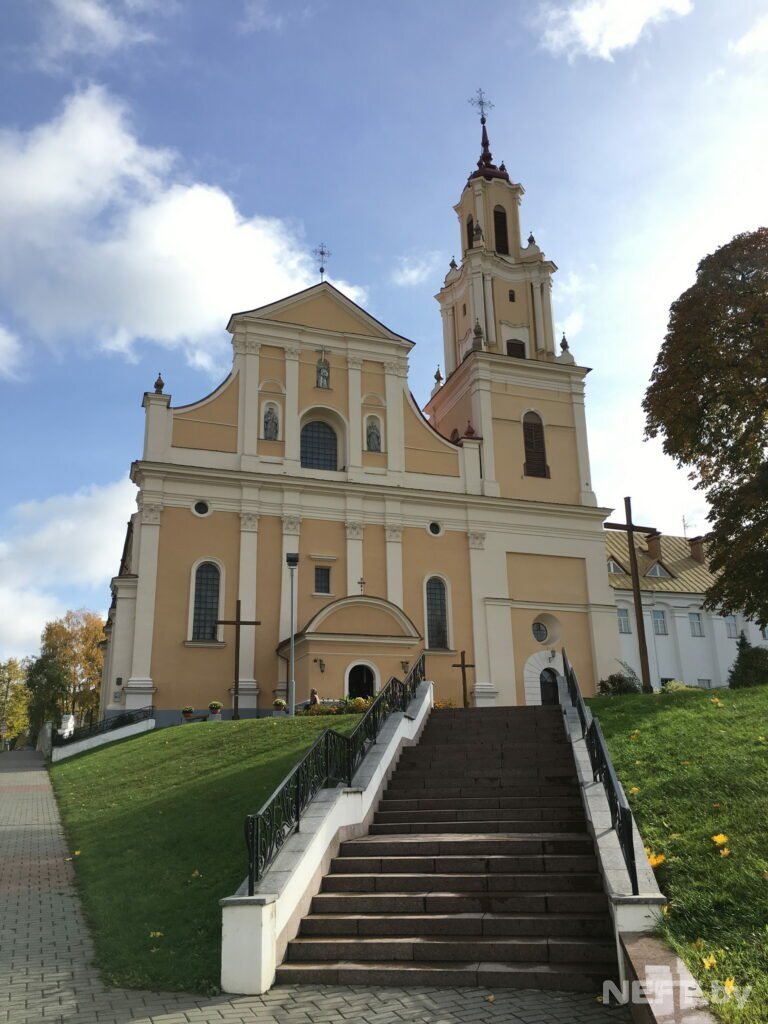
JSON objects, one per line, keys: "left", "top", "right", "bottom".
{"left": 348, "top": 664, "right": 375, "bottom": 699}
{"left": 539, "top": 668, "right": 559, "bottom": 705}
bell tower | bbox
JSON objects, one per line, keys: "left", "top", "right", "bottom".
{"left": 426, "top": 93, "right": 596, "bottom": 507}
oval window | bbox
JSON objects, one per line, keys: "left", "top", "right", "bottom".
{"left": 532, "top": 622, "right": 549, "bottom": 643}
{"left": 193, "top": 501, "right": 210, "bottom": 517}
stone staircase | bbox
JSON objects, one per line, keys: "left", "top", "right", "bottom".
{"left": 276, "top": 706, "right": 618, "bottom": 990}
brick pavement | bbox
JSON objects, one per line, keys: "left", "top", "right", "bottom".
{"left": 0, "top": 750, "right": 630, "bottom": 1024}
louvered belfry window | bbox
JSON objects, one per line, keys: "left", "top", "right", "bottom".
{"left": 193, "top": 562, "right": 220, "bottom": 641}
{"left": 523, "top": 412, "right": 549, "bottom": 478}
{"left": 494, "top": 206, "right": 509, "bottom": 255}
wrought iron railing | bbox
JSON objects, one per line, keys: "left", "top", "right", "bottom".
{"left": 244, "top": 652, "right": 426, "bottom": 894}
{"left": 560, "top": 650, "right": 639, "bottom": 896}
{"left": 52, "top": 706, "right": 154, "bottom": 747}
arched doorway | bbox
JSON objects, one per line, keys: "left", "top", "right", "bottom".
{"left": 348, "top": 664, "right": 375, "bottom": 699}
{"left": 539, "top": 668, "right": 559, "bottom": 706}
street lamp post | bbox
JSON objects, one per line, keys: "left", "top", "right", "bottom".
{"left": 286, "top": 552, "right": 299, "bottom": 716}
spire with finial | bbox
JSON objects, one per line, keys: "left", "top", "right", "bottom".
{"left": 154, "top": 373, "right": 165, "bottom": 394}
{"left": 449, "top": 256, "right": 458, "bottom": 270}
{"left": 560, "top": 333, "right": 570, "bottom": 352}
{"left": 434, "top": 365, "right": 444, "bottom": 386}
{"left": 467, "top": 89, "right": 510, "bottom": 183}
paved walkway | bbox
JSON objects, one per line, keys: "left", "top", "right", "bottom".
{"left": 0, "top": 750, "right": 629, "bottom": 1024}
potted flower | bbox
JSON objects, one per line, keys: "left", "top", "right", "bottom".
{"left": 182, "top": 706, "right": 194, "bottom": 721}
{"left": 208, "top": 701, "right": 224, "bottom": 721}
{"left": 272, "top": 698, "right": 287, "bottom": 716}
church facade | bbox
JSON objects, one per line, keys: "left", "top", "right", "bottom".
{"left": 99, "top": 118, "right": 619, "bottom": 723}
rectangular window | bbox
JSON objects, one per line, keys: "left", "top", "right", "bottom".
{"left": 617, "top": 608, "right": 631, "bottom": 634}
{"left": 689, "top": 612, "right": 704, "bottom": 637}
{"left": 652, "top": 610, "right": 668, "bottom": 635}
{"left": 506, "top": 340, "right": 526, "bottom": 359}
{"left": 314, "top": 566, "right": 331, "bottom": 594}
{"left": 725, "top": 614, "right": 738, "bottom": 638}
{"left": 697, "top": 678, "right": 712, "bottom": 688}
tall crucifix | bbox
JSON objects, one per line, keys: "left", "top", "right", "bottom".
{"left": 452, "top": 650, "right": 475, "bottom": 709}
{"left": 468, "top": 87, "right": 494, "bottom": 120}
{"left": 312, "top": 242, "right": 332, "bottom": 282}
{"left": 604, "top": 497, "right": 654, "bottom": 694}
{"left": 216, "top": 599, "right": 261, "bottom": 719}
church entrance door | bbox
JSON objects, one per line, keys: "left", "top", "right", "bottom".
{"left": 348, "top": 664, "right": 375, "bottom": 699}
{"left": 539, "top": 668, "right": 559, "bottom": 705}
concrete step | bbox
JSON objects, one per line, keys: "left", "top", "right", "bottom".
{"left": 330, "top": 853, "right": 598, "bottom": 875}
{"left": 311, "top": 890, "right": 611, "bottom": 915}
{"left": 340, "top": 834, "right": 596, "bottom": 858}
{"left": 275, "top": 959, "right": 617, "bottom": 991}
{"left": 300, "top": 911, "right": 613, "bottom": 939}
{"left": 287, "top": 935, "right": 616, "bottom": 964}
{"left": 379, "top": 795, "right": 583, "bottom": 811}
{"left": 368, "top": 819, "right": 586, "bottom": 835}
{"left": 372, "top": 806, "right": 585, "bottom": 824}
{"left": 321, "top": 872, "right": 604, "bottom": 894}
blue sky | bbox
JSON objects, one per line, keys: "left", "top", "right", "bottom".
{"left": 0, "top": 0, "right": 766, "bottom": 658}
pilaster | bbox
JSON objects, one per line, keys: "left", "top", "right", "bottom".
{"left": 440, "top": 306, "right": 457, "bottom": 375}
{"left": 284, "top": 347, "right": 300, "bottom": 468}
{"left": 482, "top": 274, "right": 497, "bottom": 349}
{"left": 233, "top": 337, "right": 261, "bottom": 456}
{"left": 571, "top": 380, "right": 598, "bottom": 506}
{"left": 238, "top": 511, "right": 260, "bottom": 706}
{"left": 125, "top": 501, "right": 161, "bottom": 705}
{"left": 279, "top": 514, "right": 301, "bottom": 640}
{"left": 346, "top": 521, "right": 365, "bottom": 596}
{"left": 532, "top": 282, "right": 545, "bottom": 353}
{"left": 347, "top": 356, "right": 363, "bottom": 471}
{"left": 385, "top": 525, "right": 404, "bottom": 608}
{"left": 384, "top": 362, "right": 405, "bottom": 473}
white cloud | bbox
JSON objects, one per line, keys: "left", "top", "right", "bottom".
{"left": 0, "top": 86, "right": 365, "bottom": 374}
{"left": 539, "top": 0, "right": 693, "bottom": 61}
{"left": 0, "top": 325, "right": 22, "bottom": 380}
{"left": 730, "top": 13, "right": 768, "bottom": 56}
{"left": 391, "top": 252, "right": 443, "bottom": 287}
{"left": 0, "top": 478, "right": 136, "bottom": 659}
{"left": 561, "top": 309, "right": 584, "bottom": 338}
{"left": 38, "top": 0, "right": 154, "bottom": 65}
{"left": 240, "top": 0, "right": 284, "bottom": 32}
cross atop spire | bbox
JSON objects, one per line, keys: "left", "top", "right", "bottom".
{"left": 312, "top": 242, "right": 332, "bottom": 282}
{"left": 467, "top": 89, "right": 509, "bottom": 184}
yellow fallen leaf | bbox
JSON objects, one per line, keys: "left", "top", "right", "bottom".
{"left": 723, "top": 978, "right": 736, "bottom": 998}
{"left": 702, "top": 954, "right": 716, "bottom": 970}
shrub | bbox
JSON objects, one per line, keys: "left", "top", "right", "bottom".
{"left": 599, "top": 672, "right": 642, "bottom": 696}
{"left": 434, "top": 698, "right": 457, "bottom": 709}
{"left": 298, "top": 704, "right": 338, "bottom": 716}
{"left": 728, "top": 633, "right": 768, "bottom": 688}
{"left": 208, "top": 701, "right": 223, "bottom": 712}
{"left": 662, "top": 680, "right": 693, "bottom": 693}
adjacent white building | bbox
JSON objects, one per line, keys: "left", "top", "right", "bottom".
{"left": 605, "top": 530, "right": 767, "bottom": 689}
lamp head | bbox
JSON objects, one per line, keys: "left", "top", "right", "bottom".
{"left": 286, "top": 552, "right": 299, "bottom": 568}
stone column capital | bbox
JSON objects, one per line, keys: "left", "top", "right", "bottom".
{"left": 240, "top": 512, "right": 260, "bottom": 532}
{"left": 281, "top": 514, "right": 302, "bottom": 536}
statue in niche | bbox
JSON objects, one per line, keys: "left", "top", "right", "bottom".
{"left": 366, "top": 418, "right": 381, "bottom": 452}
{"left": 263, "top": 405, "right": 279, "bottom": 440}
{"left": 316, "top": 359, "right": 330, "bottom": 389}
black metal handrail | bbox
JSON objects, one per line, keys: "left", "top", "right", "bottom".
{"left": 52, "top": 706, "right": 154, "bottom": 747}
{"left": 560, "top": 650, "right": 638, "bottom": 896}
{"left": 244, "top": 652, "right": 426, "bottom": 893}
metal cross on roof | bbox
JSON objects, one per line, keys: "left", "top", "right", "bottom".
{"left": 468, "top": 88, "right": 494, "bottom": 121}
{"left": 312, "top": 242, "right": 332, "bottom": 282}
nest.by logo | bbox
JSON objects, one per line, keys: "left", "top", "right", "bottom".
{"left": 603, "top": 979, "right": 752, "bottom": 1010}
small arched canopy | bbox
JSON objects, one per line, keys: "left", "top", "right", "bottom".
{"left": 494, "top": 206, "right": 509, "bottom": 255}
{"left": 523, "top": 412, "right": 549, "bottom": 478}
{"left": 301, "top": 420, "right": 338, "bottom": 470}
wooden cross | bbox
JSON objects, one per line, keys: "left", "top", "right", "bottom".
{"left": 452, "top": 650, "right": 475, "bottom": 709}
{"left": 216, "top": 599, "right": 261, "bottom": 719}
{"left": 604, "top": 497, "right": 654, "bottom": 694}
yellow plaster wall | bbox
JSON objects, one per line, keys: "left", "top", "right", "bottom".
{"left": 258, "top": 438, "right": 284, "bottom": 458}
{"left": 268, "top": 292, "right": 378, "bottom": 336}
{"left": 506, "top": 552, "right": 588, "bottom": 605}
{"left": 493, "top": 276, "right": 533, "bottom": 349}
{"left": 317, "top": 603, "right": 409, "bottom": 636}
{"left": 430, "top": 389, "right": 474, "bottom": 446}
{"left": 403, "top": 394, "right": 461, "bottom": 477}
{"left": 363, "top": 524, "right": 387, "bottom": 600}
{"left": 259, "top": 345, "right": 286, "bottom": 387}
{"left": 291, "top": 640, "right": 421, "bottom": 702}
{"left": 510, "top": 608, "right": 595, "bottom": 703}
{"left": 298, "top": 520, "right": 347, "bottom": 621}
{"left": 150, "top": 507, "right": 240, "bottom": 709}
{"left": 401, "top": 526, "right": 473, "bottom": 705}
{"left": 171, "top": 373, "right": 239, "bottom": 453}
{"left": 361, "top": 360, "right": 385, "bottom": 400}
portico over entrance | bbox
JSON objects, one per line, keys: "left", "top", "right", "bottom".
{"left": 276, "top": 595, "right": 422, "bottom": 703}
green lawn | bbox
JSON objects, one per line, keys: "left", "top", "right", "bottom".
{"left": 50, "top": 716, "right": 360, "bottom": 994}
{"left": 589, "top": 688, "right": 768, "bottom": 1024}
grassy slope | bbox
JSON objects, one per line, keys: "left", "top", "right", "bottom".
{"left": 589, "top": 688, "right": 768, "bottom": 1024}
{"left": 50, "top": 716, "right": 360, "bottom": 994}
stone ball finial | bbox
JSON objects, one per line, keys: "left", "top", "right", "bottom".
{"left": 449, "top": 257, "right": 458, "bottom": 270}
{"left": 154, "top": 373, "right": 165, "bottom": 394}
{"left": 434, "top": 365, "right": 444, "bottom": 385}
{"left": 473, "top": 319, "right": 483, "bottom": 339}
{"left": 527, "top": 232, "right": 536, "bottom": 246}
{"left": 560, "top": 333, "right": 570, "bottom": 352}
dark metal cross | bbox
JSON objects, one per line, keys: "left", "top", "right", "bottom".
{"left": 468, "top": 88, "right": 494, "bottom": 121}
{"left": 452, "top": 649, "right": 475, "bottom": 709}
{"left": 216, "top": 599, "right": 261, "bottom": 719}
{"left": 358, "top": 577, "right": 366, "bottom": 594}
{"left": 312, "top": 242, "right": 332, "bottom": 282}
{"left": 604, "top": 497, "right": 654, "bottom": 694}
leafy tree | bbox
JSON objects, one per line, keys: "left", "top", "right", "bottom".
{"left": 0, "top": 659, "right": 29, "bottom": 744}
{"left": 643, "top": 227, "right": 768, "bottom": 621}
{"left": 24, "top": 610, "right": 105, "bottom": 735}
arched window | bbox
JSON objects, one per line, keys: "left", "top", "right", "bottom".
{"left": 192, "top": 562, "right": 220, "bottom": 641}
{"left": 466, "top": 215, "right": 474, "bottom": 252}
{"left": 426, "top": 577, "right": 449, "bottom": 649}
{"left": 494, "top": 206, "right": 509, "bottom": 255}
{"left": 523, "top": 412, "right": 549, "bottom": 478}
{"left": 301, "top": 420, "right": 338, "bottom": 470}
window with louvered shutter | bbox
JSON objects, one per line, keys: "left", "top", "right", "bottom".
{"left": 466, "top": 216, "right": 474, "bottom": 251}
{"left": 523, "top": 412, "right": 549, "bottom": 478}
{"left": 494, "top": 206, "right": 509, "bottom": 255}
{"left": 192, "top": 562, "right": 220, "bottom": 641}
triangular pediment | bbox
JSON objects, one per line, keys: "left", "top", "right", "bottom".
{"left": 228, "top": 282, "right": 413, "bottom": 346}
